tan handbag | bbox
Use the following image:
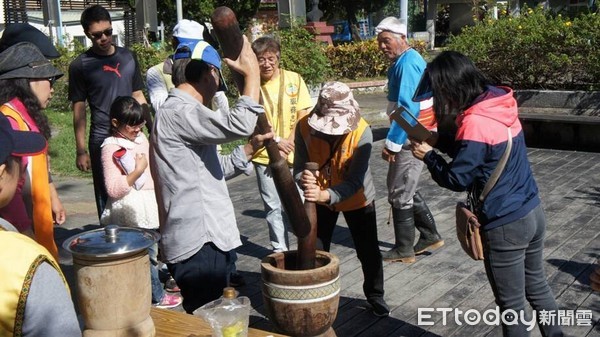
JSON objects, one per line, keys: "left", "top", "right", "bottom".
{"left": 456, "top": 128, "right": 512, "bottom": 261}
{"left": 455, "top": 201, "right": 485, "bottom": 260}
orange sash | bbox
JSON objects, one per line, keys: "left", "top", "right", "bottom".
{"left": 1, "top": 102, "right": 58, "bottom": 260}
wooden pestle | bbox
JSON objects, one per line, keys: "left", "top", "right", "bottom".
{"left": 210, "top": 7, "right": 316, "bottom": 269}
{"left": 298, "top": 162, "right": 319, "bottom": 270}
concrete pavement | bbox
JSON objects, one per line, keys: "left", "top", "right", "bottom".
{"left": 51, "top": 91, "right": 599, "bottom": 335}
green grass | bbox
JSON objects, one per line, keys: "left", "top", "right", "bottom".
{"left": 220, "top": 139, "right": 247, "bottom": 155}
{"left": 47, "top": 108, "right": 92, "bottom": 178}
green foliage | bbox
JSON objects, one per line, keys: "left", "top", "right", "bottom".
{"left": 411, "top": 40, "right": 429, "bottom": 56}
{"left": 50, "top": 41, "right": 86, "bottom": 112}
{"left": 446, "top": 7, "right": 600, "bottom": 89}
{"left": 314, "top": 0, "right": 388, "bottom": 23}
{"left": 274, "top": 26, "right": 332, "bottom": 87}
{"left": 326, "top": 39, "right": 388, "bottom": 80}
{"left": 156, "top": 0, "right": 260, "bottom": 39}
{"left": 325, "top": 38, "right": 429, "bottom": 80}
{"left": 129, "top": 43, "right": 171, "bottom": 79}
{"left": 47, "top": 108, "right": 91, "bottom": 178}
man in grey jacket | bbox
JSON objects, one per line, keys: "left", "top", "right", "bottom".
{"left": 150, "top": 37, "right": 268, "bottom": 313}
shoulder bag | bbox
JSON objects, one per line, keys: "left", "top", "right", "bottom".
{"left": 456, "top": 128, "right": 512, "bottom": 260}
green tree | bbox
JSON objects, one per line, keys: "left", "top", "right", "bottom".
{"left": 310, "top": 0, "right": 390, "bottom": 41}
{"left": 157, "top": 0, "right": 260, "bottom": 39}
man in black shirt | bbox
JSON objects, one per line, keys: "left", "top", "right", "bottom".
{"left": 69, "top": 5, "right": 151, "bottom": 218}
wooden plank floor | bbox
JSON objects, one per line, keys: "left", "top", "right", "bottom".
{"left": 224, "top": 130, "right": 599, "bottom": 337}
{"left": 54, "top": 128, "right": 599, "bottom": 336}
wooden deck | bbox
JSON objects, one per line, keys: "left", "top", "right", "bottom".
{"left": 54, "top": 129, "right": 599, "bottom": 336}
{"left": 225, "top": 130, "right": 600, "bottom": 337}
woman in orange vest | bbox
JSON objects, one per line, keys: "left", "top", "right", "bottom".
{"left": 0, "top": 42, "right": 66, "bottom": 259}
{"left": 294, "top": 81, "right": 390, "bottom": 317}
{"left": 0, "top": 113, "right": 80, "bottom": 336}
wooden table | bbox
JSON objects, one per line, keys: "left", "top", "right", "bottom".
{"left": 150, "top": 307, "right": 287, "bottom": 337}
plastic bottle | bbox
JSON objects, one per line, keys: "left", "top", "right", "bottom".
{"left": 194, "top": 287, "right": 250, "bottom": 337}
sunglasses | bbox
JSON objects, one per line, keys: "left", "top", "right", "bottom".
{"left": 48, "top": 76, "right": 58, "bottom": 87}
{"left": 89, "top": 28, "right": 113, "bottom": 40}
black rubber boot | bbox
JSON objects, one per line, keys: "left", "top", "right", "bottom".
{"left": 413, "top": 191, "right": 444, "bottom": 255}
{"left": 381, "top": 208, "right": 416, "bottom": 263}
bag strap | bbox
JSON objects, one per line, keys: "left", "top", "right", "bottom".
{"left": 479, "top": 128, "right": 512, "bottom": 202}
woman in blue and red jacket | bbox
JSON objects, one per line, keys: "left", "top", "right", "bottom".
{"left": 410, "top": 51, "right": 562, "bottom": 337}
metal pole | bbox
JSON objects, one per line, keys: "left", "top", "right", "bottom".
{"left": 55, "top": 0, "right": 63, "bottom": 47}
{"left": 176, "top": 0, "right": 183, "bottom": 22}
{"left": 159, "top": 21, "right": 165, "bottom": 45}
{"left": 399, "top": 0, "right": 408, "bottom": 31}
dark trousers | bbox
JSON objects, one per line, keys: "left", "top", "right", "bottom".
{"left": 89, "top": 142, "right": 108, "bottom": 220}
{"left": 316, "top": 202, "right": 384, "bottom": 300}
{"left": 167, "top": 242, "right": 233, "bottom": 314}
{"left": 482, "top": 205, "right": 563, "bottom": 337}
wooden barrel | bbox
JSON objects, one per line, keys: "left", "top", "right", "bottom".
{"left": 74, "top": 251, "right": 155, "bottom": 336}
{"left": 261, "top": 250, "right": 340, "bottom": 337}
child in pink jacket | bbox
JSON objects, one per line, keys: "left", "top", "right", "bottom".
{"left": 100, "top": 96, "right": 181, "bottom": 309}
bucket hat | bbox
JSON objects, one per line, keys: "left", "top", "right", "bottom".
{"left": 308, "top": 81, "right": 361, "bottom": 135}
{"left": 0, "top": 114, "right": 47, "bottom": 164}
{"left": 0, "top": 42, "right": 63, "bottom": 81}
{"left": 0, "top": 23, "right": 60, "bottom": 59}
{"left": 173, "top": 40, "right": 227, "bottom": 92}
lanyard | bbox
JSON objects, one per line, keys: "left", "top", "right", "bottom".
{"left": 260, "top": 70, "right": 285, "bottom": 135}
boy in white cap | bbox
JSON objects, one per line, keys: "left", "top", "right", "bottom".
{"left": 147, "top": 19, "right": 204, "bottom": 110}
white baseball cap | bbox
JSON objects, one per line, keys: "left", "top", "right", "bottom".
{"left": 173, "top": 19, "right": 204, "bottom": 42}
{"left": 375, "top": 17, "right": 407, "bottom": 36}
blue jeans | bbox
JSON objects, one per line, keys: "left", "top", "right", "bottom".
{"left": 482, "top": 205, "right": 563, "bottom": 337}
{"left": 254, "top": 163, "right": 291, "bottom": 252}
{"left": 167, "top": 242, "right": 233, "bottom": 314}
{"left": 148, "top": 241, "right": 165, "bottom": 303}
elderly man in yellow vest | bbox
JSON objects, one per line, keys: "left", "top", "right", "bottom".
{"left": 294, "top": 81, "right": 390, "bottom": 317}
{"left": 251, "top": 36, "right": 313, "bottom": 252}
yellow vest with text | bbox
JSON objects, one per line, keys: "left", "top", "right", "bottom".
{"left": 253, "top": 69, "right": 313, "bottom": 166}
{"left": 299, "top": 117, "right": 369, "bottom": 212}
{"left": 0, "top": 230, "right": 67, "bottom": 336}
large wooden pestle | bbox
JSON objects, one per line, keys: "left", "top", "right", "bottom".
{"left": 299, "top": 162, "right": 319, "bottom": 270}
{"left": 211, "top": 7, "right": 316, "bottom": 269}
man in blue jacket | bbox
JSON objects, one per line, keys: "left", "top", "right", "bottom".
{"left": 376, "top": 17, "right": 444, "bottom": 262}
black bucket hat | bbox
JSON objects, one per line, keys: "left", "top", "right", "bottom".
{"left": 0, "top": 23, "right": 60, "bottom": 59}
{"left": 0, "top": 42, "right": 63, "bottom": 81}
